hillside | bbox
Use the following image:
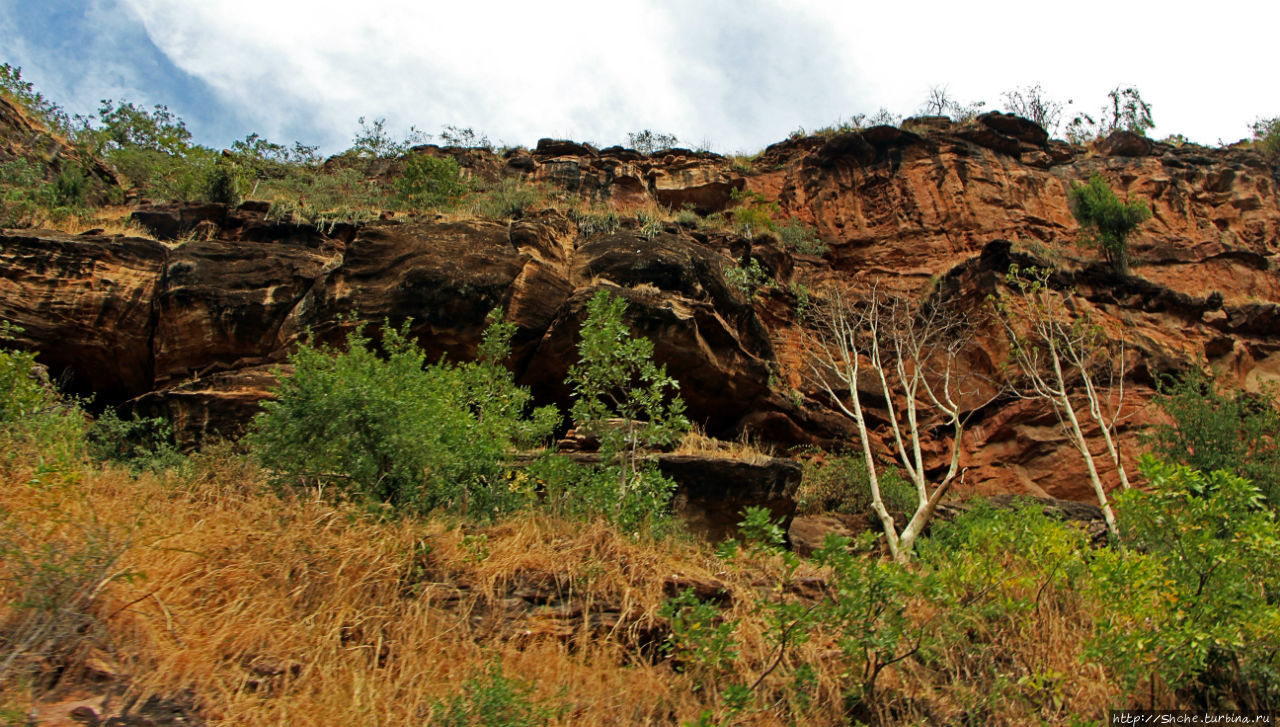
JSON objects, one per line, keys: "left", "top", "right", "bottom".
{"left": 2, "top": 85, "right": 1280, "bottom": 725}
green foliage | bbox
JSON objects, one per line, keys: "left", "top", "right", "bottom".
{"left": 1149, "top": 370, "right": 1280, "bottom": 506}
{"left": 345, "top": 116, "right": 428, "bottom": 159}
{"left": 627, "top": 129, "right": 679, "bottom": 155}
{"left": 570, "top": 207, "right": 620, "bottom": 237}
{"left": 426, "top": 659, "right": 564, "bottom": 726}
{"left": 0, "top": 324, "right": 85, "bottom": 470}
{"left": 469, "top": 179, "right": 546, "bottom": 220}
{"left": 1088, "top": 458, "right": 1280, "bottom": 709}
{"left": 567, "top": 290, "right": 688, "bottom": 533}
{"left": 0, "top": 63, "right": 69, "bottom": 131}
{"left": 660, "top": 588, "right": 741, "bottom": 681}
{"left": 918, "top": 501, "right": 1093, "bottom": 720}
{"left": 797, "top": 454, "right": 914, "bottom": 516}
{"left": 0, "top": 160, "right": 93, "bottom": 227}
{"left": 636, "top": 212, "right": 663, "bottom": 239}
{"left": 1251, "top": 116, "right": 1280, "bottom": 159}
{"left": 1068, "top": 174, "right": 1151, "bottom": 274}
{"left": 674, "top": 208, "right": 700, "bottom": 227}
{"left": 775, "top": 219, "right": 827, "bottom": 255}
{"left": 439, "top": 125, "right": 492, "bottom": 151}
{"left": 248, "top": 312, "right": 557, "bottom": 518}
{"left": 723, "top": 257, "right": 770, "bottom": 300}
{"left": 395, "top": 154, "right": 468, "bottom": 210}
{"left": 1065, "top": 86, "right": 1155, "bottom": 143}
{"left": 729, "top": 188, "right": 778, "bottom": 240}
{"left": 87, "top": 408, "right": 184, "bottom": 474}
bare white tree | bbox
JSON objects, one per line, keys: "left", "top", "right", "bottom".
{"left": 993, "top": 266, "right": 1131, "bottom": 539}
{"left": 803, "top": 285, "right": 979, "bottom": 562}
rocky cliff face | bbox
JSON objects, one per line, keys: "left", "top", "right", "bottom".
{"left": 2, "top": 111, "right": 1278, "bottom": 507}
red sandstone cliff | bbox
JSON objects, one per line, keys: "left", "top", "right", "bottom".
{"left": 2, "top": 109, "right": 1278, "bottom": 506}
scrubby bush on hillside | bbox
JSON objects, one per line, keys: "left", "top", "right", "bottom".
{"left": 248, "top": 312, "right": 558, "bottom": 518}
{"left": 395, "top": 153, "right": 468, "bottom": 209}
{"left": 0, "top": 324, "right": 85, "bottom": 470}
{"left": 1150, "top": 370, "right": 1280, "bottom": 506}
{"left": 627, "top": 129, "right": 679, "bottom": 155}
{"left": 1089, "top": 458, "right": 1280, "bottom": 710}
{"left": 1068, "top": 174, "right": 1150, "bottom": 274}
{"left": 1065, "top": 86, "right": 1155, "bottom": 144}
{"left": 1252, "top": 116, "right": 1280, "bottom": 158}
{"left": 564, "top": 290, "right": 688, "bottom": 533}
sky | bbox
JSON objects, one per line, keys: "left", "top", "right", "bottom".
{"left": 2, "top": 0, "right": 1276, "bottom": 156}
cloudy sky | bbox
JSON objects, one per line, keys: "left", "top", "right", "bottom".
{"left": 3, "top": 0, "right": 1275, "bottom": 155}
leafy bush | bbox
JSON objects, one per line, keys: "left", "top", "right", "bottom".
{"left": 248, "top": 313, "right": 557, "bottom": 518}
{"left": 567, "top": 290, "right": 688, "bottom": 533}
{"left": 0, "top": 325, "right": 85, "bottom": 469}
{"left": 797, "top": 454, "right": 913, "bottom": 515}
{"left": 1065, "top": 86, "right": 1154, "bottom": 143}
{"left": 1068, "top": 174, "right": 1150, "bottom": 274}
{"left": 0, "top": 64, "right": 70, "bottom": 131}
{"left": 776, "top": 219, "right": 827, "bottom": 255}
{"left": 469, "top": 179, "right": 546, "bottom": 220}
{"left": 1251, "top": 116, "right": 1280, "bottom": 159}
{"left": 627, "top": 130, "right": 679, "bottom": 155}
{"left": 427, "top": 660, "right": 564, "bottom": 726}
{"left": 1089, "top": 457, "right": 1280, "bottom": 709}
{"left": 439, "top": 125, "right": 492, "bottom": 151}
{"left": 724, "top": 257, "right": 770, "bottom": 300}
{"left": 87, "top": 408, "right": 184, "bottom": 474}
{"left": 0, "top": 160, "right": 94, "bottom": 228}
{"left": 1149, "top": 370, "right": 1280, "bottom": 506}
{"left": 345, "top": 116, "right": 429, "bottom": 159}
{"left": 395, "top": 153, "right": 468, "bottom": 210}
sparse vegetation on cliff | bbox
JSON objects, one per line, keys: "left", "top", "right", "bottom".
{"left": 1068, "top": 174, "right": 1151, "bottom": 274}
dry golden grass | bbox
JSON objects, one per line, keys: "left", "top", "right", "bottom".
{"left": 673, "top": 426, "right": 776, "bottom": 465}
{"left": 0, "top": 440, "right": 1129, "bottom": 726}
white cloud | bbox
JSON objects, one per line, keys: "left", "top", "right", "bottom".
{"left": 34, "top": 0, "right": 1280, "bottom": 152}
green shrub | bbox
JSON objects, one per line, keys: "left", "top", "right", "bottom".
{"left": 567, "top": 290, "right": 688, "bottom": 534}
{"left": 918, "top": 501, "right": 1093, "bottom": 721}
{"left": 0, "top": 64, "right": 70, "bottom": 131}
{"left": 87, "top": 408, "right": 184, "bottom": 474}
{"left": 569, "top": 207, "right": 620, "bottom": 236}
{"left": 797, "top": 454, "right": 913, "bottom": 515}
{"left": 723, "top": 257, "right": 770, "bottom": 300}
{"left": 0, "top": 160, "right": 95, "bottom": 227}
{"left": 627, "top": 130, "right": 679, "bottom": 155}
{"left": 427, "top": 659, "right": 564, "bottom": 726}
{"left": 1067, "top": 174, "right": 1150, "bottom": 274}
{"left": 1251, "top": 116, "right": 1280, "bottom": 159}
{"left": 395, "top": 154, "right": 468, "bottom": 210}
{"left": 776, "top": 219, "right": 827, "bottom": 255}
{"left": 0, "top": 325, "right": 85, "bottom": 469}
{"left": 1088, "top": 457, "right": 1280, "bottom": 709}
{"left": 1149, "top": 370, "right": 1280, "bottom": 506}
{"left": 248, "top": 312, "right": 557, "bottom": 518}
{"left": 469, "top": 179, "right": 545, "bottom": 220}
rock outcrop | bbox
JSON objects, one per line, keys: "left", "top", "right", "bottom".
{"left": 3, "top": 112, "right": 1279, "bottom": 512}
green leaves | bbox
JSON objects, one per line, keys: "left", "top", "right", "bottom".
{"left": 566, "top": 290, "right": 689, "bottom": 533}
{"left": 395, "top": 154, "right": 468, "bottom": 210}
{"left": 1088, "top": 457, "right": 1280, "bottom": 705}
{"left": 249, "top": 312, "right": 557, "bottom": 518}
{"left": 568, "top": 290, "right": 689, "bottom": 458}
{"left": 1068, "top": 174, "right": 1151, "bottom": 274}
